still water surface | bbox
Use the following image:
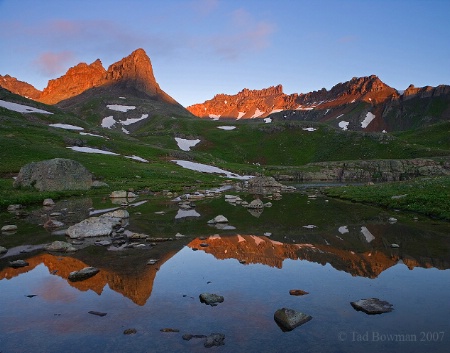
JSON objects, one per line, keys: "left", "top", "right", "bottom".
{"left": 0, "top": 191, "right": 449, "bottom": 352}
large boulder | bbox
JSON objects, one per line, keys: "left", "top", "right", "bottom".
{"left": 66, "top": 216, "right": 122, "bottom": 239}
{"left": 14, "top": 158, "right": 92, "bottom": 191}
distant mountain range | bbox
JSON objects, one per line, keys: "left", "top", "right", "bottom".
{"left": 1, "top": 49, "right": 450, "bottom": 132}
{"left": 187, "top": 76, "right": 450, "bottom": 132}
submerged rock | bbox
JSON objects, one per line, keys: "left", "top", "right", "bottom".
{"left": 0, "top": 246, "right": 8, "bottom": 254}
{"left": 68, "top": 267, "right": 99, "bottom": 282}
{"left": 204, "top": 333, "right": 225, "bottom": 348}
{"left": 9, "top": 260, "right": 29, "bottom": 268}
{"left": 274, "top": 308, "right": 312, "bottom": 331}
{"left": 289, "top": 289, "right": 309, "bottom": 296}
{"left": 350, "top": 298, "right": 394, "bottom": 314}
{"left": 199, "top": 293, "right": 224, "bottom": 306}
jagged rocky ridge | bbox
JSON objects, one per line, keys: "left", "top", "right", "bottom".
{"left": 187, "top": 75, "right": 450, "bottom": 132}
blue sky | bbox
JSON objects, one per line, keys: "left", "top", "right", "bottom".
{"left": 1, "top": 0, "right": 449, "bottom": 107}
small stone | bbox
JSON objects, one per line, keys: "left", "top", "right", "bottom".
{"left": 182, "top": 334, "right": 207, "bottom": 341}
{"left": 207, "top": 215, "right": 228, "bottom": 224}
{"left": 239, "top": 260, "right": 246, "bottom": 264}
{"left": 388, "top": 217, "right": 398, "bottom": 223}
{"left": 160, "top": 328, "right": 179, "bottom": 333}
{"left": 123, "top": 328, "right": 137, "bottom": 335}
{"left": 204, "top": 333, "right": 225, "bottom": 348}
{"left": 350, "top": 298, "right": 394, "bottom": 314}
{"left": 391, "top": 243, "right": 400, "bottom": 248}
{"left": 274, "top": 308, "right": 312, "bottom": 331}
{"left": 289, "top": 289, "right": 309, "bottom": 296}
{"left": 43, "top": 219, "right": 64, "bottom": 229}
{"left": 0, "top": 246, "right": 8, "bottom": 254}
{"left": 199, "top": 293, "right": 224, "bottom": 306}
{"left": 1, "top": 225, "right": 18, "bottom": 232}
{"left": 9, "top": 260, "right": 29, "bottom": 268}
{"left": 200, "top": 243, "right": 209, "bottom": 247}
{"left": 94, "top": 240, "right": 112, "bottom": 246}
{"left": 88, "top": 311, "right": 107, "bottom": 317}
{"left": 147, "top": 259, "right": 159, "bottom": 265}
{"left": 7, "top": 204, "right": 22, "bottom": 211}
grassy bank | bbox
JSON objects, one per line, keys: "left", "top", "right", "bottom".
{"left": 324, "top": 176, "right": 450, "bottom": 221}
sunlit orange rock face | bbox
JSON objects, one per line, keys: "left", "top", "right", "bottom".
{"left": 187, "top": 75, "right": 399, "bottom": 119}
{"left": 0, "top": 74, "right": 41, "bottom": 99}
{"left": 0, "top": 251, "right": 175, "bottom": 306}
{"left": 26, "top": 48, "right": 177, "bottom": 105}
{"left": 38, "top": 59, "right": 107, "bottom": 105}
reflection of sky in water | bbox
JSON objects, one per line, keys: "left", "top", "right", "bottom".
{"left": 1, "top": 248, "right": 449, "bottom": 353}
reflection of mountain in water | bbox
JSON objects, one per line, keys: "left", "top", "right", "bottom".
{"left": 0, "top": 251, "right": 176, "bottom": 306}
{"left": 188, "top": 225, "right": 450, "bottom": 278}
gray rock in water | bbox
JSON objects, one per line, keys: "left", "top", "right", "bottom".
{"left": 274, "top": 308, "right": 312, "bottom": 331}
{"left": 247, "top": 198, "right": 264, "bottom": 209}
{"left": 13, "top": 158, "right": 92, "bottom": 191}
{"left": 68, "top": 267, "right": 99, "bottom": 282}
{"left": 204, "top": 333, "right": 225, "bottom": 348}
{"left": 9, "top": 260, "right": 29, "bottom": 268}
{"left": 199, "top": 293, "right": 224, "bottom": 306}
{"left": 1, "top": 225, "right": 17, "bottom": 232}
{"left": 66, "top": 216, "right": 121, "bottom": 239}
{"left": 0, "top": 246, "right": 8, "bottom": 254}
{"left": 350, "top": 298, "right": 394, "bottom": 314}
{"left": 45, "top": 241, "right": 77, "bottom": 253}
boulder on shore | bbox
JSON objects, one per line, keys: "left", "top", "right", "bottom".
{"left": 13, "top": 158, "right": 92, "bottom": 191}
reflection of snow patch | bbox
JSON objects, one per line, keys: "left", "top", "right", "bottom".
{"left": 360, "top": 226, "right": 375, "bottom": 243}
{"left": 296, "top": 105, "right": 314, "bottom": 111}
{"left": 264, "top": 118, "right": 272, "bottom": 124}
{"left": 0, "top": 99, "right": 53, "bottom": 114}
{"left": 338, "top": 226, "right": 349, "bottom": 234}
{"left": 335, "top": 114, "right": 344, "bottom": 120}
{"left": 172, "top": 160, "right": 253, "bottom": 180}
{"left": 175, "top": 209, "right": 200, "bottom": 219}
{"left": 303, "top": 127, "right": 317, "bottom": 132}
{"left": 50, "top": 123, "right": 84, "bottom": 130}
{"left": 339, "top": 121, "right": 349, "bottom": 131}
{"left": 125, "top": 155, "right": 148, "bottom": 163}
{"left": 122, "top": 127, "right": 130, "bottom": 134}
{"left": 119, "top": 97, "right": 126, "bottom": 99}
{"left": 361, "top": 112, "right": 376, "bottom": 128}
{"left": 102, "top": 116, "right": 116, "bottom": 128}
{"left": 106, "top": 104, "right": 136, "bottom": 112}
{"left": 237, "top": 235, "right": 246, "bottom": 242}
{"left": 67, "top": 146, "right": 119, "bottom": 155}
{"left": 250, "top": 235, "right": 265, "bottom": 246}
{"left": 237, "top": 112, "right": 245, "bottom": 120}
{"left": 217, "top": 126, "right": 236, "bottom": 130}
{"left": 303, "top": 225, "right": 317, "bottom": 229}
{"left": 175, "top": 138, "right": 201, "bottom": 151}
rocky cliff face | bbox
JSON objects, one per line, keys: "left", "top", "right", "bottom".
{"left": 1, "top": 48, "right": 179, "bottom": 106}
{"left": 0, "top": 74, "right": 41, "bottom": 100}
{"left": 187, "top": 75, "right": 399, "bottom": 120}
{"left": 39, "top": 60, "right": 106, "bottom": 105}
{"left": 188, "top": 75, "right": 450, "bottom": 132}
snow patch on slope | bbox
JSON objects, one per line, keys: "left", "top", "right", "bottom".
{"left": 175, "top": 138, "right": 201, "bottom": 151}
{"left": 0, "top": 99, "right": 53, "bottom": 114}
{"left": 361, "top": 112, "right": 376, "bottom": 128}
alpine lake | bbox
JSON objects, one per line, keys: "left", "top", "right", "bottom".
{"left": 1, "top": 182, "right": 449, "bottom": 353}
